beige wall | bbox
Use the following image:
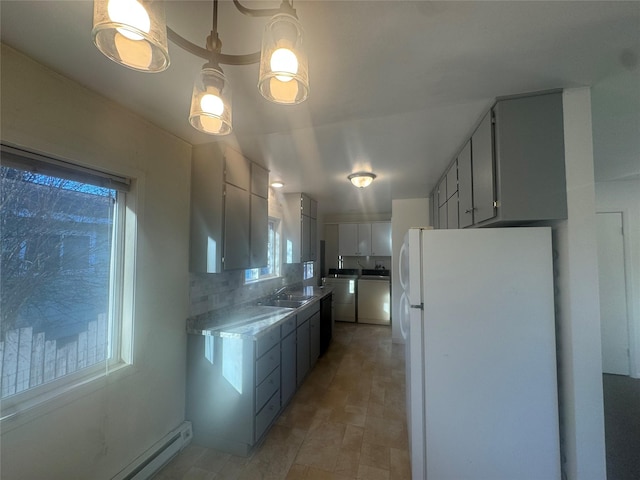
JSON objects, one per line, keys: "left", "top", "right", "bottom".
{"left": 1, "top": 44, "right": 192, "bottom": 479}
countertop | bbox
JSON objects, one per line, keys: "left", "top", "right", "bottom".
{"left": 186, "top": 286, "right": 332, "bottom": 339}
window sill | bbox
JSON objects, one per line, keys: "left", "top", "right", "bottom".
{"left": 0, "top": 361, "right": 133, "bottom": 433}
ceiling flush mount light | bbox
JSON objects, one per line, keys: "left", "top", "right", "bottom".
{"left": 270, "top": 181, "right": 285, "bottom": 188}
{"left": 348, "top": 172, "right": 377, "bottom": 188}
{"left": 92, "top": 0, "right": 309, "bottom": 135}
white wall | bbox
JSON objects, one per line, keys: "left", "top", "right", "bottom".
{"left": 596, "top": 180, "right": 640, "bottom": 378}
{"left": 390, "top": 198, "right": 429, "bottom": 344}
{"left": 552, "top": 88, "right": 606, "bottom": 480}
{"left": 0, "top": 44, "right": 191, "bottom": 479}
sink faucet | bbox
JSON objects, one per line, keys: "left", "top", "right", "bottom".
{"left": 272, "top": 286, "right": 288, "bottom": 297}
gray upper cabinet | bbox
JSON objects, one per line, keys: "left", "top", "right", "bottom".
{"left": 445, "top": 160, "right": 458, "bottom": 201}
{"left": 250, "top": 163, "right": 269, "bottom": 268}
{"left": 250, "top": 194, "right": 268, "bottom": 268}
{"left": 251, "top": 163, "right": 269, "bottom": 199}
{"left": 457, "top": 141, "right": 474, "bottom": 228}
{"left": 471, "top": 111, "right": 496, "bottom": 224}
{"left": 431, "top": 90, "right": 567, "bottom": 229}
{"left": 190, "top": 143, "right": 269, "bottom": 272}
{"left": 283, "top": 193, "right": 317, "bottom": 263}
{"left": 225, "top": 148, "right": 250, "bottom": 190}
{"left": 492, "top": 92, "right": 567, "bottom": 224}
{"left": 224, "top": 183, "right": 251, "bottom": 270}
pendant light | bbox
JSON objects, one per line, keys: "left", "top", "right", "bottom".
{"left": 92, "top": 0, "right": 169, "bottom": 72}
{"left": 258, "top": 13, "right": 309, "bottom": 105}
{"left": 92, "top": 0, "right": 309, "bottom": 135}
{"left": 189, "top": 65, "right": 232, "bottom": 136}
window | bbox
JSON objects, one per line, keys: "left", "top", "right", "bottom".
{"left": 0, "top": 145, "right": 131, "bottom": 411}
{"left": 245, "top": 218, "right": 281, "bottom": 283}
{"left": 303, "top": 261, "right": 314, "bottom": 281}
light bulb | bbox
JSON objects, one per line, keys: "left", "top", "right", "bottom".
{"left": 201, "top": 93, "right": 224, "bottom": 116}
{"left": 199, "top": 116, "right": 223, "bottom": 134}
{"left": 198, "top": 91, "right": 225, "bottom": 134}
{"left": 114, "top": 32, "right": 152, "bottom": 69}
{"left": 108, "top": 0, "right": 150, "bottom": 40}
{"left": 269, "top": 77, "right": 299, "bottom": 104}
{"left": 270, "top": 48, "right": 298, "bottom": 82}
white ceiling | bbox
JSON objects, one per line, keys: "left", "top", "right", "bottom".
{"left": 1, "top": 1, "right": 639, "bottom": 216}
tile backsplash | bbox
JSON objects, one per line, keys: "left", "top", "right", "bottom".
{"left": 189, "top": 263, "right": 306, "bottom": 318}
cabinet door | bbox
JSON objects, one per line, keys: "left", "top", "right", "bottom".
{"left": 309, "top": 217, "right": 317, "bottom": 261}
{"left": 371, "top": 223, "right": 391, "bottom": 256}
{"left": 250, "top": 194, "right": 268, "bottom": 268}
{"left": 338, "top": 224, "right": 358, "bottom": 256}
{"left": 446, "top": 160, "right": 458, "bottom": 201}
{"left": 225, "top": 148, "right": 251, "bottom": 190}
{"left": 439, "top": 204, "right": 447, "bottom": 229}
{"left": 301, "top": 194, "right": 311, "bottom": 217}
{"left": 437, "top": 178, "right": 447, "bottom": 207}
{"left": 301, "top": 214, "right": 311, "bottom": 261}
{"left": 457, "top": 141, "right": 474, "bottom": 228}
{"left": 309, "top": 312, "right": 320, "bottom": 368}
{"left": 251, "top": 163, "right": 269, "bottom": 199}
{"left": 296, "top": 320, "right": 310, "bottom": 386}
{"left": 447, "top": 193, "right": 459, "bottom": 229}
{"left": 281, "top": 332, "right": 296, "bottom": 406}
{"left": 224, "top": 183, "right": 250, "bottom": 270}
{"left": 430, "top": 191, "right": 438, "bottom": 229}
{"left": 309, "top": 198, "right": 317, "bottom": 219}
{"left": 357, "top": 223, "right": 371, "bottom": 256}
{"left": 471, "top": 111, "right": 496, "bottom": 224}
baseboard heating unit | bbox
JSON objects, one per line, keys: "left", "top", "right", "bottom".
{"left": 112, "top": 421, "right": 192, "bottom": 480}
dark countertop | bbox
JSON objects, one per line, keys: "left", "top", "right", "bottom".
{"left": 186, "top": 286, "right": 332, "bottom": 339}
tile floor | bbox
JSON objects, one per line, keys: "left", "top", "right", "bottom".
{"left": 155, "top": 322, "right": 411, "bottom": 480}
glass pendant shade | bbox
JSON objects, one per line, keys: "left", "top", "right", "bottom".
{"left": 258, "top": 13, "right": 309, "bottom": 105}
{"left": 189, "top": 67, "right": 232, "bottom": 136}
{"left": 92, "top": 0, "right": 169, "bottom": 72}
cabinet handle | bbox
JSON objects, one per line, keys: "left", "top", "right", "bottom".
{"left": 464, "top": 207, "right": 476, "bottom": 214}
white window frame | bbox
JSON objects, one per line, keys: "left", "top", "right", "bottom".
{"left": 0, "top": 145, "right": 135, "bottom": 423}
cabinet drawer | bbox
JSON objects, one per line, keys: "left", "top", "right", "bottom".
{"left": 297, "top": 303, "right": 320, "bottom": 326}
{"left": 256, "top": 344, "right": 280, "bottom": 385}
{"left": 256, "top": 328, "right": 280, "bottom": 358}
{"left": 281, "top": 315, "right": 296, "bottom": 337}
{"left": 256, "top": 366, "right": 280, "bottom": 411}
{"left": 255, "top": 390, "right": 280, "bottom": 441}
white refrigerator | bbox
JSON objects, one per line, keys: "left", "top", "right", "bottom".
{"left": 399, "top": 227, "right": 561, "bottom": 480}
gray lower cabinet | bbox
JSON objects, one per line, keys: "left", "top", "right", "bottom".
{"left": 186, "top": 333, "right": 267, "bottom": 455}
{"left": 296, "top": 302, "right": 320, "bottom": 386}
{"left": 186, "top": 298, "right": 328, "bottom": 456}
{"left": 296, "top": 319, "right": 310, "bottom": 387}
{"left": 309, "top": 311, "right": 320, "bottom": 368}
{"left": 280, "top": 316, "right": 297, "bottom": 407}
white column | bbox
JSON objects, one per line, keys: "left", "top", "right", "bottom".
{"left": 555, "top": 87, "right": 607, "bottom": 479}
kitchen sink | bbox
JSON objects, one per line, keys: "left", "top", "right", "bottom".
{"left": 261, "top": 299, "right": 310, "bottom": 308}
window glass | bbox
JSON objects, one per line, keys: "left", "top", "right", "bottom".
{"left": 245, "top": 218, "right": 281, "bottom": 283}
{"left": 0, "top": 162, "right": 125, "bottom": 401}
{"left": 303, "top": 261, "right": 314, "bottom": 280}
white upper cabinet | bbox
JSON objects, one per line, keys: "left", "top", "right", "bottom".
{"left": 338, "top": 222, "right": 391, "bottom": 257}
{"left": 371, "top": 222, "right": 392, "bottom": 256}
